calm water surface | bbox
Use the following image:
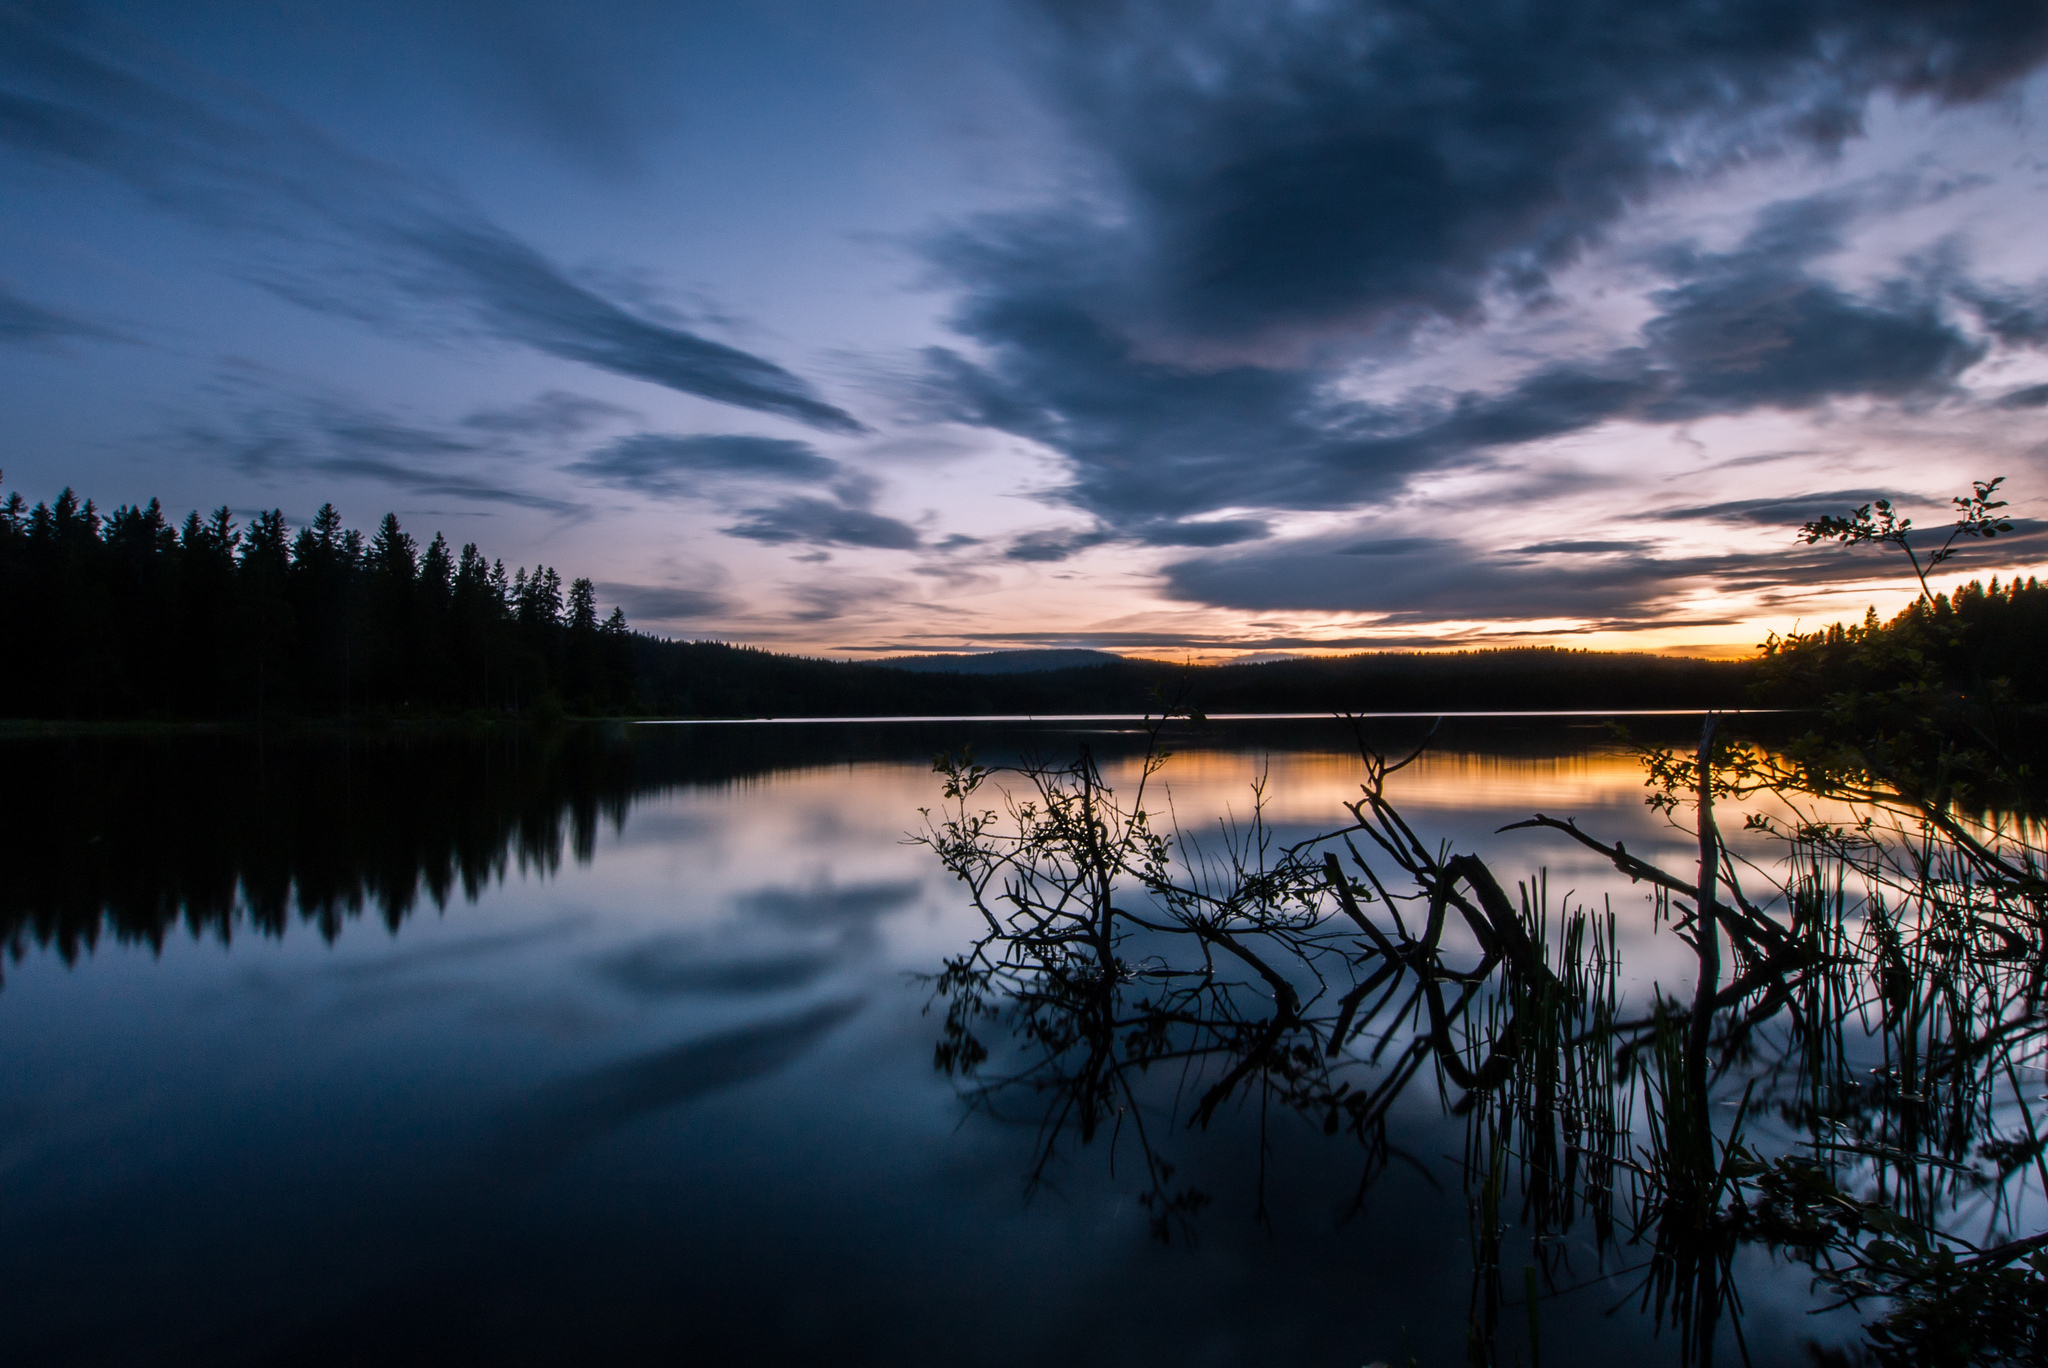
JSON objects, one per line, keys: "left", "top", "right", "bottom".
{"left": 0, "top": 717, "right": 1850, "bottom": 1366}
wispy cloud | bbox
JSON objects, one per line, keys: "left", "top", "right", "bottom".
{"left": 591, "top": 580, "right": 731, "bottom": 621}
{"left": 179, "top": 388, "right": 588, "bottom": 515}
{"left": 462, "top": 390, "right": 639, "bottom": 440}
{"left": 567, "top": 433, "right": 840, "bottom": 498}
{"left": 726, "top": 497, "right": 922, "bottom": 551}
{"left": 0, "top": 9, "right": 863, "bottom": 431}
{"left": 0, "top": 280, "right": 118, "bottom": 344}
{"left": 1159, "top": 519, "right": 2048, "bottom": 622}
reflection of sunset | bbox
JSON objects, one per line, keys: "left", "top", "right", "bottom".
{"left": 1098, "top": 745, "right": 1656, "bottom": 827}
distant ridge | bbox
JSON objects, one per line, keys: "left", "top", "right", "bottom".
{"left": 631, "top": 640, "right": 1756, "bottom": 719}
{"left": 873, "top": 649, "right": 1124, "bottom": 675}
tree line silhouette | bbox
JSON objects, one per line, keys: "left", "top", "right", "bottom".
{"left": 1, "top": 485, "right": 637, "bottom": 718}
{"left": 18, "top": 479, "right": 2040, "bottom": 724}
{"left": 1758, "top": 572, "right": 2048, "bottom": 705}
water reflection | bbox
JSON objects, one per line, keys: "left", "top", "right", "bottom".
{"left": 5, "top": 715, "right": 1899, "bottom": 1367}
{"left": 919, "top": 719, "right": 2048, "bottom": 1366}
{"left": 0, "top": 717, "right": 1705, "bottom": 966}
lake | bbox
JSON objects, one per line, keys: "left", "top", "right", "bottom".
{"left": 0, "top": 716, "right": 1926, "bottom": 1365}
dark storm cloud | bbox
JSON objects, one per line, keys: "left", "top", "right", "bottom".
{"left": 724, "top": 497, "right": 923, "bottom": 551}
{"left": 1023, "top": 0, "right": 2047, "bottom": 347}
{"left": 0, "top": 10, "right": 862, "bottom": 432}
{"left": 1996, "top": 382, "right": 2048, "bottom": 409}
{"left": 592, "top": 581, "right": 730, "bottom": 620}
{"left": 567, "top": 433, "right": 840, "bottom": 497}
{"left": 0, "top": 280, "right": 114, "bottom": 343}
{"left": 1641, "top": 196, "right": 1983, "bottom": 417}
{"left": 925, "top": 211, "right": 1989, "bottom": 528}
{"left": 921, "top": 2, "right": 2048, "bottom": 531}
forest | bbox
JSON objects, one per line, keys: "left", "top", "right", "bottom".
{"left": 5, "top": 481, "right": 2043, "bottom": 723}
{"left": 0, "top": 486, "right": 637, "bottom": 719}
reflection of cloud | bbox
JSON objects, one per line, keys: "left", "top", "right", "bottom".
{"left": 327, "top": 917, "right": 594, "bottom": 983}
{"left": 0, "top": 10, "right": 861, "bottom": 431}
{"left": 491, "top": 998, "right": 864, "bottom": 1172}
{"left": 593, "top": 935, "right": 843, "bottom": 998}
{"left": 735, "top": 879, "right": 923, "bottom": 929}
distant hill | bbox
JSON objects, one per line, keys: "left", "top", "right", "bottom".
{"left": 871, "top": 649, "right": 1126, "bottom": 674}
{"left": 631, "top": 639, "right": 1755, "bottom": 718}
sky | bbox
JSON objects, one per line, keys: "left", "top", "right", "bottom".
{"left": 7, "top": 0, "right": 2048, "bottom": 660}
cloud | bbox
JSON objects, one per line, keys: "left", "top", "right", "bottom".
{"left": 1014, "top": 0, "right": 2048, "bottom": 352}
{"left": 913, "top": 5, "right": 2048, "bottom": 535}
{"left": 180, "top": 389, "right": 588, "bottom": 515}
{"left": 1649, "top": 488, "right": 1919, "bottom": 526}
{"left": 302, "top": 456, "right": 589, "bottom": 514}
{"left": 592, "top": 580, "right": 730, "bottom": 621}
{"left": 1160, "top": 517, "right": 2048, "bottom": 620}
{"left": 918, "top": 213, "right": 1990, "bottom": 532}
{"left": 780, "top": 578, "right": 912, "bottom": 622}
{"left": 0, "top": 280, "right": 115, "bottom": 344}
{"left": 1517, "top": 540, "right": 1648, "bottom": 554}
{"left": 1135, "top": 518, "right": 1272, "bottom": 547}
{"left": 1004, "top": 527, "right": 1114, "bottom": 562}
{"left": 462, "top": 390, "right": 639, "bottom": 439}
{"left": 0, "top": 10, "right": 862, "bottom": 431}
{"left": 1161, "top": 534, "right": 1712, "bottom": 620}
{"left": 1640, "top": 195, "right": 1983, "bottom": 417}
{"left": 1996, "top": 382, "right": 2048, "bottom": 409}
{"left": 724, "top": 497, "right": 922, "bottom": 551}
{"left": 1961, "top": 279, "right": 2048, "bottom": 346}
{"left": 567, "top": 433, "right": 839, "bottom": 497}
{"left": 417, "top": 0, "right": 673, "bottom": 180}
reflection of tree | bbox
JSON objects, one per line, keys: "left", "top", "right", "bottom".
{"left": 917, "top": 716, "right": 2048, "bottom": 1365}
{"left": 0, "top": 727, "right": 639, "bottom": 967}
